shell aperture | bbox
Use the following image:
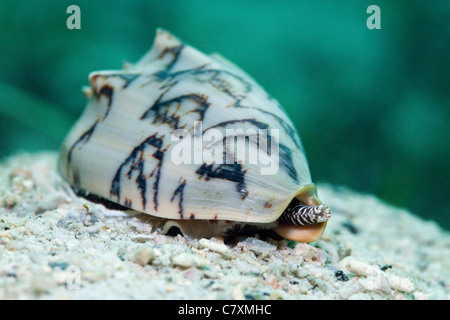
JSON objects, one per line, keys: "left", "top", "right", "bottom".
{"left": 279, "top": 201, "right": 331, "bottom": 226}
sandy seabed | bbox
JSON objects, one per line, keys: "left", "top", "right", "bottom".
{"left": 0, "top": 152, "right": 448, "bottom": 299}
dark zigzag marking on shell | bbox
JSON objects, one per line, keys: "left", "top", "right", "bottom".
{"left": 203, "top": 119, "right": 298, "bottom": 183}
{"left": 238, "top": 106, "right": 302, "bottom": 152}
{"left": 95, "top": 73, "right": 140, "bottom": 90}
{"left": 97, "top": 85, "right": 114, "bottom": 120}
{"left": 203, "top": 119, "right": 269, "bottom": 132}
{"left": 170, "top": 179, "right": 187, "bottom": 219}
{"left": 196, "top": 162, "right": 248, "bottom": 200}
{"left": 155, "top": 66, "right": 253, "bottom": 94}
{"left": 67, "top": 120, "right": 99, "bottom": 164}
{"left": 140, "top": 93, "right": 210, "bottom": 129}
{"left": 71, "top": 167, "right": 80, "bottom": 189}
{"left": 91, "top": 73, "right": 141, "bottom": 122}
{"left": 110, "top": 134, "right": 164, "bottom": 211}
{"left": 158, "top": 44, "right": 185, "bottom": 74}
{"left": 118, "top": 74, "right": 140, "bottom": 88}
{"left": 147, "top": 63, "right": 253, "bottom": 122}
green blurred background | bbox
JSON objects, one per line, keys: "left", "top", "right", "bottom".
{"left": 0, "top": 1, "right": 448, "bottom": 229}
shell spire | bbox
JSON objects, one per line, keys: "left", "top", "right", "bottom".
{"left": 135, "top": 29, "right": 185, "bottom": 67}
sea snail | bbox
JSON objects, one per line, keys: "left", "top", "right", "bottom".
{"left": 58, "top": 29, "right": 330, "bottom": 242}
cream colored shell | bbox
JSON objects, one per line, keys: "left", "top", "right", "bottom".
{"left": 58, "top": 29, "right": 313, "bottom": 224}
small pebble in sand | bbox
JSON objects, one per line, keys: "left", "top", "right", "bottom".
{"left": 171, "top": 253, "right": 210, "bottom": 269}
{"left": 132, "top": 246, "right": 157, "bottom": 266}
{"left": 387, "top": 275, "right": 414, "bottom": 293}
{"left": 346, "top": 260, "right": 379, "bottom": 277}
{"left": 198, "top": 238, "right": 231, "bottom": 256}
{"left": 0, "top": 231, "right": 12, "bottom": 244}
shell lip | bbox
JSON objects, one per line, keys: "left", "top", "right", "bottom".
{"left": 273, "top": 184, "right": 330, "bottom": 242}
{"left": 293, "top": 184, "right": 322, "bottom": 206}
{"left": 274, "top": 222, "right": 327, "bottom": 243}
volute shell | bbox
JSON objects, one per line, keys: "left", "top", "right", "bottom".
{"left": 58, "top": 29, "right": 320, "bottom": 229}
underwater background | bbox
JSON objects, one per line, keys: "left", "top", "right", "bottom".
{"left": 0, "top": 0, "right": 448, "bottom": 229}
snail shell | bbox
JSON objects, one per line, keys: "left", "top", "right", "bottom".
{"left": 58, "top": 29, "right": 330, "bottom": 242}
